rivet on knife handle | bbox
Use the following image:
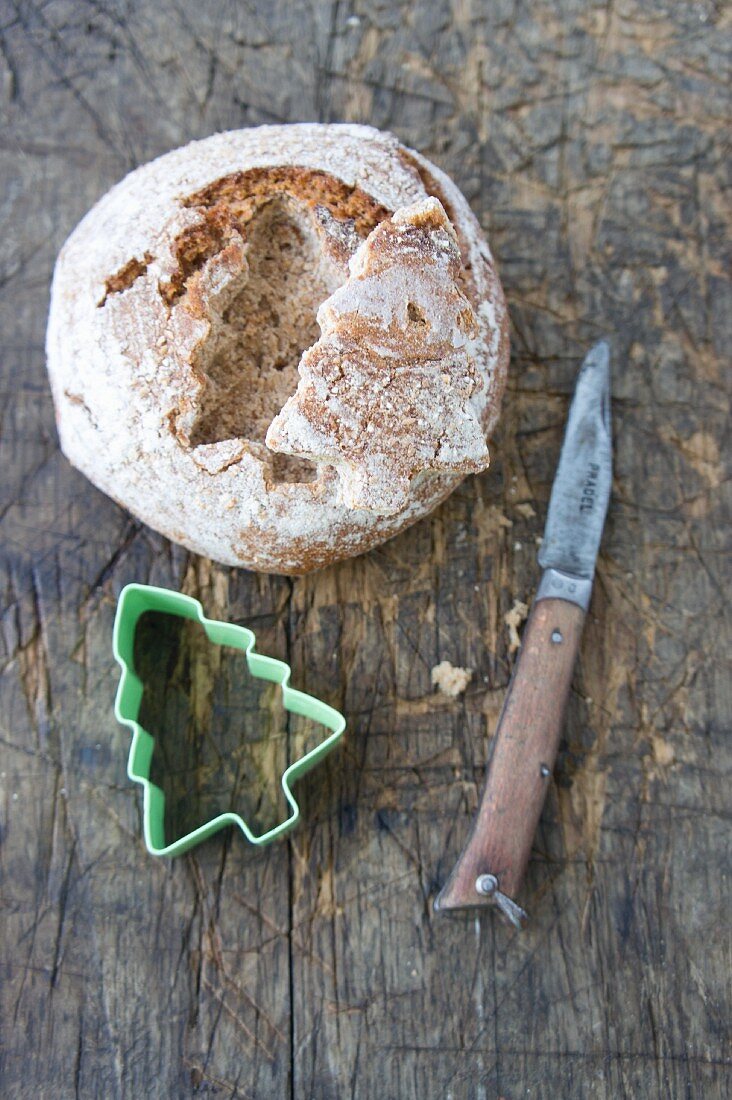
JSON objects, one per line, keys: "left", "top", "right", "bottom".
{"left": 434, "top": 341, "right": 612, "bottom": 924}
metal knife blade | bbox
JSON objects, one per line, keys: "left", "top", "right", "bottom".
{"left": 537, "top": 340, "right": 612, "bottom": 581}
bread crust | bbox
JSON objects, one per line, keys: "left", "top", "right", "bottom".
{"left": 46, "top": 124, "right": 509, "bottom": 573}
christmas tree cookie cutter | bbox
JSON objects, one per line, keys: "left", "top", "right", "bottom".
{"left": 113, "top": 583, "right": 346, "bottom": 856}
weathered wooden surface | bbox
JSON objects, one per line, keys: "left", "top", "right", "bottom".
{"left": 1, "top": 1, "right": 730, "bottom": 1097}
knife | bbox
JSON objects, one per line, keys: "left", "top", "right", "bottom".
{"left": 434, "top": 341, "right": 612, "bottom": 927}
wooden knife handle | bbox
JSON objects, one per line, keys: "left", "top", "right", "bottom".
{"left": 435, "top": 597, "right": 585, "bottom": 916}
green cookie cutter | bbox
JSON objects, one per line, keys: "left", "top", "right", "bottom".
{"left": 113, "top": 583, "right": 346, "bottom": 856}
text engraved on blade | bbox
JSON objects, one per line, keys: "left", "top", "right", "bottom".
{"left": 579, "top": 462, "right": 600, "bottom": 515}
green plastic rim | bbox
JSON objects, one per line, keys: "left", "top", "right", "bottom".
{"left": 112, "top": 583, "right": 346, "bottom": 856}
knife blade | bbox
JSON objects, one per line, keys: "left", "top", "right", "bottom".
{"left": 434, "top": 341, "right": 612, "bottom": 926}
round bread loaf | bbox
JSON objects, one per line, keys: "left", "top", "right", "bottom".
{"left": 46, "top": 124, "right": 509, "bottom": 573}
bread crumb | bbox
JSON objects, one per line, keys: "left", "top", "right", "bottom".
{"left": 514, "top": 502, "right": 536, "bottom": 519}
{"left": 504, "top": 599, "right": 529, "bottom": 653}
{"left": 431, "top": 660, "right": 473, "bottom": 697}
{"left": 652, "top": 736, "right": 675, "bottom": 767}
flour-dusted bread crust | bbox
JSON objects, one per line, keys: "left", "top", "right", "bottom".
{"left": 46, "top": 125, "right": 509, "bottom": 573}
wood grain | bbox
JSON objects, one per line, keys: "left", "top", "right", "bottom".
{"left": 1, "top": 1, "right": 730, "bottom": 1098}
{"left": 436, "top": 598, "right": 586, "bottom": 910}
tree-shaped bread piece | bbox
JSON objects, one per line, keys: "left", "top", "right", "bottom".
{"left": 266, "top": 198, "right": 490, "bottom": 515}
